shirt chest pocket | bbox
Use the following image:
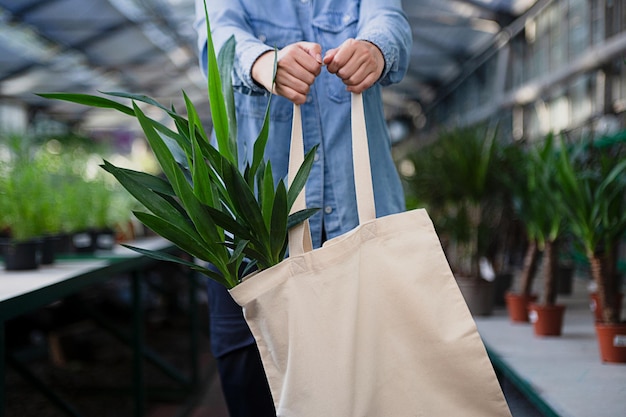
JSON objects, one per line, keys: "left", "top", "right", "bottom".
{"left": 250, "top": 18, "right": 302, "bottom": 50}
{"left": 312, "top": 10, "right": 359, "bottom": 103}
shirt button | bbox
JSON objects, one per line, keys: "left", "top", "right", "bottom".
{"left": 258, "top": 34, "right": 267, "bottom": 42}
{"left": 314, "top": 152, "right": 320, "bottom": 162}
{"left": 306, "top": 95, "right": 313, "bottom": 103}
{"left": 324, "top": 206, "right": 333, "bottom": 214}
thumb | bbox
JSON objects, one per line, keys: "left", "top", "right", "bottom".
{"left": 323, "top": 47, "right": 338, "bottom": 66}
{"left": 298, "top": 42, "right": 323, "bottom": 64}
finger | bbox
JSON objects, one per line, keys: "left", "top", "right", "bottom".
{"left": 298, "top": 42, "right": 323, "bottom": 64}
{"left": 280, "top": 45, "right": 322, "bottom": 77}
{"left": 345, "top": 72, "right": 379, "bottom": 94}
{"left": 323, "top": 47, "right": 338, "bottom": 67}
{"left": 324, "top": 39, "right": 357, "bottom": 74}
{"left": 273, "top": 69, "right": 311, "bottom": 104}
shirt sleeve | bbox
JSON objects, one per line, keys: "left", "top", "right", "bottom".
{"left": 194, "top": 0, "right": 272, "bottom": 95}
{"left": 355, "top": 0, "right": 412, "bottom": 86}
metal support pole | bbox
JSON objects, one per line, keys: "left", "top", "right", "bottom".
{"left": 0, "top": 321, "right": 4, "bottom": 417}
{"left": 6, "top": 354, "right": 83, "bottom": 417}
{"left": 132, "top": 270, "right": 145, "bottom": 417}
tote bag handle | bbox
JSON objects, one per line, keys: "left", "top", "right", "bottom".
{"left": 288, "top": 93, "right": 376, "bottom": 257}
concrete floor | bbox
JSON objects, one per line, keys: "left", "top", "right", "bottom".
{"left": 475, "top": 275, "right": 626, "bottom": 417}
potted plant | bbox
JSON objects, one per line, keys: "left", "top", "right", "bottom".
{"left": 555, "top": 133, "right": 626, "bottom": 362}
{"left": 0, "top": 152, "right": 50, "bottom": 270}
{"left": 403, "top": 126, "right": 507, "bottom": 315}
{"left": 501, "top": 141, "right": 541, "bottom": 322}
{"left": 524, "top": 133, "right": 567, "bottom": 336}
{"left": 39, "top": 10, "right": 317, "bottom": 288}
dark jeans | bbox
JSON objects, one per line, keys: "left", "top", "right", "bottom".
{"left": 216, "top": 343, "right": 276, "bottom": 417}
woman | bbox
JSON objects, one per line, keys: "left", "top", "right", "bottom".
{"left": 194, "top": 1, "right": 411, "bottom": 415}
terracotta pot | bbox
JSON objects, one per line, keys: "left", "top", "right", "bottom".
{"left": 529, "top": 304, "right": 566, "bottom": 336}
{"left": 595, "top": 322, "right": 626, "bottom": 363}
{"left": 504, "top": 292, "right": 537, "bottom": 323}
{"left": 590, "top": 292, "right": 624, "bottom": 322}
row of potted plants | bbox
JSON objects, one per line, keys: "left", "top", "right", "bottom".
{"left": 401, "top": 126, "right": 626, "bottom": 363}
{"left": 0, "top": 133, "right": 135, "bottom": 270}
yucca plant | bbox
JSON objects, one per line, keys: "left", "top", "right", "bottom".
{"left": 38, "top": 2, "right": 317, "bottom": 288}
{"left": 525, "top": 133, "right": 566, "bottom": 307}
{"left": 555, "top": 135, "right": 626, "bottom": 324}
{"left": 501, "top": 142, "right": 541, "bottom": 299}
{"left": 405, "top": 126, "right": 505, "bottom": 281}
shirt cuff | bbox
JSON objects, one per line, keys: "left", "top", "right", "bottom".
{"left": 237, "top": 42, "right": 275, "bottom": 95}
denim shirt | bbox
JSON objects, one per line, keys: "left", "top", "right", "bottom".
{"left": 194, "top": 0, "right": 412, "bottom": 357}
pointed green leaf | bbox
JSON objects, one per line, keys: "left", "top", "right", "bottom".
{"left": 37, "top": 92, "right": 135, "bottom": 116}
{"left": 287, "top": 208, "right": 320, "bottom": 229}
{"left": 218, "top": 35, "right": 237, "bottom": 157}
{"left": 287, "top": 144, "right": 319, "bottom": 210}
{"left": 101, "top": 160, "right": 175, "bottom": 196}
{"left": 269, "top": 181, "right": 288, "bottom": 260}
{"left": 203, "top": 0, "right": 233, "bottom": 164}
{"left": 122, "top": 244, "right": 231, "bottom": 287}
{"left": 104, "top": 162, "right": 191, "bottom": 229}
{"left": 133, "top": 211, "right": 211, "bottom": 260}
{"left": 170, "top": 159, "right": 223, "bottom": 247}
{"left": 224, "top": 163, "right": 269, "bottom": 243}
{"left": 229, "top": 239, "right": 248, "bottom": 264}
{"left": 260, "top": 161, "right": 275, "bottom": 229}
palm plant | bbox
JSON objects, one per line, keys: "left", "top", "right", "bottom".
{"left": 39, "top": 2, "right": 317, "bottom": 288}
{"left": 405, "top": 126, "right": 505, "bottom": 281}
{"left": 555, "top": 135, "right": 626, "bottom": 324}
{"left": 527, "top": 133, "right": 566, "bottom": 308}
{"left": 503, "top": 141, "right": 540, "bottom": 299}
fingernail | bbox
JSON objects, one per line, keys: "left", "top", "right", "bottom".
{"left": 316, "top": 53, "right": 323, "bottom": 63}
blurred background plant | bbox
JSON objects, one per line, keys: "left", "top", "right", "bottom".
{"left": 0, "top": 129, "right": 136, "bottom": 244}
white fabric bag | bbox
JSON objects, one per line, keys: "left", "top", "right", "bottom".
{"left": 229, "top": 93, "right": 512, "bottom": 417}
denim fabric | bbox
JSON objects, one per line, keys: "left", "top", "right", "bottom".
{"left": 195, "top": 0, "right": 412, "bottom": 248}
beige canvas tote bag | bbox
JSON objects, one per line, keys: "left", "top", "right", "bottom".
{"left": 229, "top": 93, "right": 512, "bottom": 417}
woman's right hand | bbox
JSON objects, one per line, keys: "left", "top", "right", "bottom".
{"left": 252, "top": 42, "right": 323, "bottom": 104}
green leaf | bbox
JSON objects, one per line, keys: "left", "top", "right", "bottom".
{"left": 260, "top": 162, "right": 275, "bottom": 229}
{"left": 133, "top": 211, "right": 208, "bottom": 260}
{"left": 229, "top": 239, "right": 248, "bottom": 264}
{"left": 218, "top": 35, "right": 238, "bottom": 157}
{"left": 203, "top": 0, "right": 233, "bottom": 164}
{"left": 101, "top": 160, "right": 175, "bottom": 197}
{"left": 205, "top": 206, "right": 257, "bottom": 243}
{"left": 287, "top": 145, "right": 319, "bottom": 210}
{"left": 183, "top": 92, "right": 218, "bottom": 208}
{"left": 224, "top": 163, "right": 269, "bottom": 243}
{"left": 35, "top": 93, "right": 134, "bottom": 116}
{"left": 122, "top": 244, "right": 231, "bottom": 287}
{"left": 287, "top": 208, "right": 319, "bottom": 230}
{"left": 103, "top": 162, "right": 190, "bottom": 229}
{"left": 132, "top": 102, "right": 181, "bottom": 185}
{"left": 248, "top": 49, "right": 278, "bottom": 183}
{"left": 269, "top": 181, "right": 288, "bottom": 261}
{"left": 170, "top": 158, "right": 223, "bottom": 248}
{"left": 102, "top": 91, "right": 174, "bottom": 116}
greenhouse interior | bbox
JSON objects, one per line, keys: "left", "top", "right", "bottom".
{"left": 0, "top": 0, "right": 625, "bottom": 416}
